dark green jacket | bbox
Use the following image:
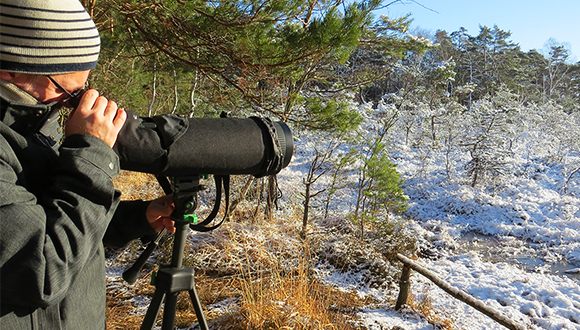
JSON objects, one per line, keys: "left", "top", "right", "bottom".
{"left": 0, "top": 84, "right": 156, "bottom": 329}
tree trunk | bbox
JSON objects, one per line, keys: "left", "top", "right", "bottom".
{"left": 265, "top": 176, "right": 276, "bottom": 221}
{"left": 227, "top": 176, "right": 254, "bottom": 220}
{"left": 302, "top": 182, "right": 311, "bottom": 237}
{"left": 148, "top": 61, "right": 157, "bottom": 117}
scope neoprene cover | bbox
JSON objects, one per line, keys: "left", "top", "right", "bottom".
{"left": 113, "top": 111, "right": 293, "bottom": 177}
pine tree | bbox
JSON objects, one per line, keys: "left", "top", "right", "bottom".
{"left": 86, "top": 0, "right": 428, "bottom": 126}
{"left": 460, "top": 88, "right": 521, "bottom": 187}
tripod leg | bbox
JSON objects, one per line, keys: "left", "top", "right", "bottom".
{"left": 161, "top": 292, "right": 179, "bottom": 330}
{"left": 141, "top": 289, "right": 166, "bottom": 330}
{"left": 189, "top": 289, "right": 208, "bottom": 330}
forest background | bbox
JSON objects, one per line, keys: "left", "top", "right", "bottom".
{"left": 80, "top": 0, "right": 580, "bottom": 328}
{"left": 84, "top": 0, "right": 580, "bottom": 240}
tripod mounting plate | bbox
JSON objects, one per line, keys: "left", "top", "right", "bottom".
{"left": 154, "top": 266, "right": 195, "bottom": 294}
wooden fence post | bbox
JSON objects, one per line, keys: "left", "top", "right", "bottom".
{"left": 395, "top": 264, "right": 411, "bottom": 310}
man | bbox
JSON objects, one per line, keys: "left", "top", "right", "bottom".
{"left": 0, "top": 0, "right": 176, "bottom": 328}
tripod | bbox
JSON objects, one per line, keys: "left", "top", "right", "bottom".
{"left": 139, "top": 175, "right": 208, "bottom": 330}
{"left": 123, "top": 175, "right": 230, "bottom": 330}
{"left": 140, "top": 218, "right": 208, "bottom": 330}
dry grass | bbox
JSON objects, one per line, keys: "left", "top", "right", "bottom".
{"left": 112, "top": 170, "right": 165, "bottom": 201}
{"left": 106, "top": 281, "right": 149, "bottom": 330}
{"left": 404, "top": 293, "right": 456, "bottom": 330}
{"left": 106, "top": 255, "right": 367, "bottom": 330}
{"left": 205, "top": 234, "right": 369, "bottom": 330}
{"left": 183, "top": 219, "right": 369, "bottom": 329}
{"left": 107, "top": 171, "right": 367, "bottom": 329}
{"left": 208, "top": 275, "right": 366, "bottom": 330}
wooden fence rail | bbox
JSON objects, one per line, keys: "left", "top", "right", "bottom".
{"left": 395, "top": 253, "right": 526, "bottom": 330}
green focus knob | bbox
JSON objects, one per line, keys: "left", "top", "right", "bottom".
{"left": 183, "top": 214, "right": 198, "bottom": 224}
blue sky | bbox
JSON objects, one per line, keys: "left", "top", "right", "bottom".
{"left": 379, "top": 0, "right": 579, "bottom": 61}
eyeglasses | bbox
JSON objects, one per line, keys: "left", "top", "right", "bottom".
{"left": 46, "top": 75, "right": 86, "bottom": 108}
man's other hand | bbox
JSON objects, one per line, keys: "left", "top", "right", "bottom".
{"left": 146, "top": 195, "right": 176, "bottom": 233}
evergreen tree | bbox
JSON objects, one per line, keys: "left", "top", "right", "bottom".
{"left": 462, "top": 25, "right": 521, "bottom": 100}
{"left": 460, "top": 88, "right": 521, "bottom": 187}
{"left": 352, "top": 103, "right": 408, "bottom": 238}
{"left": 84, "top": 0, "right": 429, "bottom": 126}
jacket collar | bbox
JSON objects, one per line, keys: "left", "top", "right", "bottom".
{"left": 0, "top": 79, "right": 41, "bottom": 106}
{"left": 0, "top": 79, "right": 61, "bottom": 143}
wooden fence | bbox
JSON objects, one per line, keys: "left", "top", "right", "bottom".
{"left": 395, "top": 253, "right": 526, "bottom": 330}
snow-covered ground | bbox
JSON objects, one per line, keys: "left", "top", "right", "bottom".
{"left": 277, "top": 123, "right": 580, "bottom": 329}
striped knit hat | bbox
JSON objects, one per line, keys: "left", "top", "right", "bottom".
{"left": 0, "top": 0, "right": 100, "bottom": 74}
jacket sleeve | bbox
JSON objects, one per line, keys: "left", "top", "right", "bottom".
{"left": 104, "top": 200, "right": 157, "bottom": 249}
{"left": 0, "top": 134, "right": 120, "bottom": 308}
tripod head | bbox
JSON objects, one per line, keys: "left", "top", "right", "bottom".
{"left": 169, "top": 175, "right": 203, "bottom": 226}
{"left": 170, "top": 175, "right": 230, "bottom": 232}
{"left": 122, "top": 174, "right": 230, "bottom": 283}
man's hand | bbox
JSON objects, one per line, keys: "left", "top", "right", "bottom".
{"left": 146, "top": 195, "right": 176, "bottom": 233}
{"left": 64, "top": 89, "right": 126, "bottom": 148}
